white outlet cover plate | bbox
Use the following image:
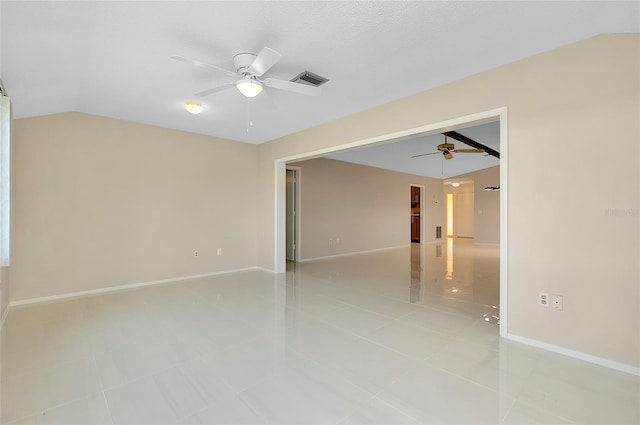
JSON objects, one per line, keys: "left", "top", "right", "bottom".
{"left": 552, "top": 294, "right": 563, "bottom": 310}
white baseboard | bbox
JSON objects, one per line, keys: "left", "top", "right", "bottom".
{"left": 255, "top": 266, "right": 276, "bottom": 274}
{"left": 299, "top": 245, "right": 410, "bottom": 263}
{"left": 8, "top": 266, "right": 261, "bottom": 308}
{"left": 507, "top": 333, "right": 640, "bottom": 376}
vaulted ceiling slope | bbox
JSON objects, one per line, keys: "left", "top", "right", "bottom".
{"left": 1, "top": 1, "right": 638, "bottom": 144}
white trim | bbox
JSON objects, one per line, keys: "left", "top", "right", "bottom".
{"left": 507, "top": 333, "right": 640, "bottom": 376}
{"left": 285, "top": 165, "right": 302, "bottom": 262}
{"left": 499, "top": 107, "right": 508, "bottom": 338}
{"left": 8, "top": 267, "right": 261, "bottom": 308}
{"left": 298, "top": 245, "right": 410, "bottom": 263}
{"left": 276, "top": 109, "right": 503, "bottom": 165}
{"left": 274, "top": 161, "right": 286, "bottom": 273}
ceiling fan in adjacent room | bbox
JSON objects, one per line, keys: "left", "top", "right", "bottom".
{"left": 411, "top": 135, "right": 485, "bottom": 160}
{"left": 171, "top": 46, "right": 326, "bottom": 98}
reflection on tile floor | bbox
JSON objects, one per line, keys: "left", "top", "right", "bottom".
{"left": 2, "top": 239, "right": 639, "bottom": 424}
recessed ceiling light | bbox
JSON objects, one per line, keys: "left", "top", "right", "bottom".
{"left": 185, "top": 101, "right": 203, "bottom": 114}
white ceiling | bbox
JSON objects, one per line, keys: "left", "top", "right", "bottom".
{"left": 1, "top": 1, "right": 638, "bottom": 144}
{"left": 327, "top": 122, "right": 500, "bottom": 179}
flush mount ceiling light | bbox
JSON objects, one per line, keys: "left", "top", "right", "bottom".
{"left": 184, "top": 101, "right": 203, "bottom": 114}
{"left": 235, "top": 76, "right": 263, "bottom": 98}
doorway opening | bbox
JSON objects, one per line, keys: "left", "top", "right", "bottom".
{"left": 275, "top": 107, "right": 508, "bottom": 337}
{"left": 285, "top": 166, "right": 301, "bottom": 263}
{"left": 410, "top": 185, "right": 424, "bottom": 243}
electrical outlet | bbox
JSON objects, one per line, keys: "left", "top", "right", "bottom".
{"left": 217, "top": 248, "right": 222, "bottom": 256}
{"left": 538, "top": 292, "right": 549, "bottom": 307}
{"left": 552, "top": 294, "right": 563, "bottom": 310}
{"left": 194, "top": 251, "right": 198, "bottom": 257}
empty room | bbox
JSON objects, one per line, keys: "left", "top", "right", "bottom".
{"left": 0, "top": 2, "right": 638, "bottom": 424}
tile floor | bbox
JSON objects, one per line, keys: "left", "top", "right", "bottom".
{"left": 1, "top": 239, "right": 639, "bottom": 424}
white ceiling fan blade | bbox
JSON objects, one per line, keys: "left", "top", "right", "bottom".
{"left": 249, "top": 47, "right": 282, "bottom": 77}
{"left": 194, "top": 82, "right": 236, "bottom": 97}
{"left": 171, "top": 55, "right": 236, "bottom": 77}
{"left": 263, "top": 78, "right": 321, "bottom": 96}
{"left": 411, "top": 152, "right": 440, "bottom": 158}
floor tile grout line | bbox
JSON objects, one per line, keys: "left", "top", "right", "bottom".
{"left": 101, "top": 390, "right": 115, "bottom": 425}
{"left": 274, "top": 342, "right": 390, "bottom": 404}
{"left": 1, "top": 353, "right": 104, "bottom": 423}
{"left": 371, "top": 393, "right": 428, "bottom": 425}
{"left": 416, "top": 354, "right": 521, "bottom": 402}
{"left": 2, "top": 390, "right": 107, "bottom": 425}
{"left": 98, "top": 358, "right": 193, "bottom": 394}
{"left": 90, "top": 339, "right": 116, "bottom": 425}
{"left": 504, "top": 395, "right": 580, "bottom": 424}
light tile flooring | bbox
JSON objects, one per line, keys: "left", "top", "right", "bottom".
{"left": 1, "top": 239, "right": 639, "bottom": 424}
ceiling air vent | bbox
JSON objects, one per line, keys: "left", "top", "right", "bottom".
{"left": 290, "top": 71, "right": 329, "bottom": 87}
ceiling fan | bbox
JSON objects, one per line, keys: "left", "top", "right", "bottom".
{"left": 411, "top": 135, "right": 485, "bottom": 160}
{"left": 171, "top": 47, "right": 322, "bottom": 98}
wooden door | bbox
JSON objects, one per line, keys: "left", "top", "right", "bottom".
{"left": 411, "top": 186, "right": 421, "bottom": 242}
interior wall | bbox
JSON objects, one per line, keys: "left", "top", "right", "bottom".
{"left": 444, "top": 181, "right": 475, "bottom": 239}
{"left": 289, "top": 158, "right": 444, "bottom": 260}
{"left": 258, "top": 34, "right": 640, "bottom": 368}
{"left": 448, "top": 166, "right": 500, "bottom": 244}
{"left": 11, "top": 112, "right": 259, "bottom": 302}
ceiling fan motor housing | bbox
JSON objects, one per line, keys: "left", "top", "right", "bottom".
{"left": 437, "top": 143, "right": 455, "bottom": 152}
{"left": 233, "top": 53, "right": 257, "bottom": 75}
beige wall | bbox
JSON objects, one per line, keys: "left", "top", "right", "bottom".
{"left": 447, "top": 166, "right": 500, "bottom": 244}
{"left": 258, "top": 35, "right": 639, "bottom": 367}
{"left": 11, "top": 113, "right": 259, "bottom": 301}
{"left": 289, "top": 158, "right": 444, "bottom": 260}
{"left": 446, "top": 181, "right": 475, "bottom": 239}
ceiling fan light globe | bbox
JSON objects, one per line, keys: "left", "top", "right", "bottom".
{"left": 236, "top": 79, "right": 263, "bottom": 98}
